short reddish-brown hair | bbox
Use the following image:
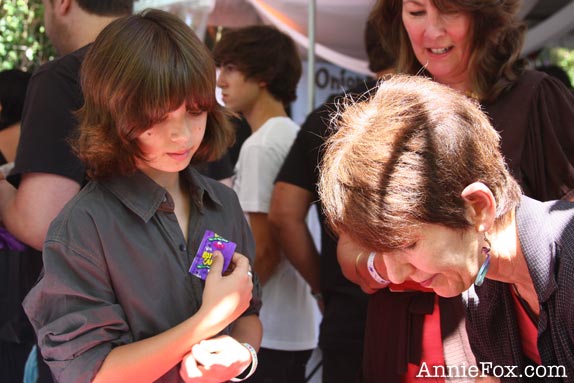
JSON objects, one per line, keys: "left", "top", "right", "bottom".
{"left": 319, "top": 75, "right": 521, "bottom": 251}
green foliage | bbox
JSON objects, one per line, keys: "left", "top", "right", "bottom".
{"left": 535, "top": 47, "right": 574, "bottom": 87}
{"left": 0, "top": 0, "right": 56, "bottom": 72}
{"left": 548, "top": 48, "right": 574, "bottom": 86}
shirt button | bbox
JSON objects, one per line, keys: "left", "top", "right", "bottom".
{"left": 179, "top": 244, "right": 186, "bottom": 252}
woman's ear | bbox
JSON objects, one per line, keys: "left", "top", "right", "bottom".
{"left": 461, "top": 182, "right": 496, "bottom": 232}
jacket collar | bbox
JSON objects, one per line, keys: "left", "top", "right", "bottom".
{"left": 516, "top": 196, "right": 558, "bottom": 303}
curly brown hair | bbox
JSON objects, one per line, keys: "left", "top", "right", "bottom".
{"left": 74, "top": 9, "right": 233, "bottom": 180}
{"left": 369, "top": 0, "right": 526, "bottom": 103}
{"left": 318, "top": 75, "right": 521, "bottom": 252}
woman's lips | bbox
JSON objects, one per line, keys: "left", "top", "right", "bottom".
{"left": 427, "top": 46, "right": 453, "bottom": 55}
{"left": 419, "top": 275, "right": 436, "bottom": 288}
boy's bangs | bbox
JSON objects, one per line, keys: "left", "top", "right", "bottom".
{"left": 127, "top": 53, "right": 216, "bottom": 136}
{"left": 110, "top": 14, "right": 218, "bottom": 141}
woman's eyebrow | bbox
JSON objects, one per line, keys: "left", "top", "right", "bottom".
{"left": 403, "top": 0, "right": 424, "bottom": 5}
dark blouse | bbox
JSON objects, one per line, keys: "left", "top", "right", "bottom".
{"left": 464, "top": 197, "right": 574, "bottom": 382}
{"left": 484, "top": 70, "right": 574, "bottom": 201}
{"left": 461, "top": 71, "right": 574, "bottom": 382}
{"left": 23, "top": 167, "right": 262, "bottom": 383}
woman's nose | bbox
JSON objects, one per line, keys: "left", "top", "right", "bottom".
{"left": 425, "top": 13, "right": 446, "bottom": 39}
{"left": 381, "top": 253, "right": 414, "bottom": 285}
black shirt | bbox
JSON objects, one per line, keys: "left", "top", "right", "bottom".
{"left": 9, "top": 45, "right": 89, "bottom": 187}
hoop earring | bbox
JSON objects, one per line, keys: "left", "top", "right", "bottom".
{"left": 474, "top": 235, "right": 491, "bottom": 287}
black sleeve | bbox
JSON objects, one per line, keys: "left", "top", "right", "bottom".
{"left": 276, "top": 102, "right": 333, "bottom": 192}
{"left": 196, "top": 153, "right": 234, "bottom": 181}
{"left": 8, "top": 56, "right": 85, "bottom": 188}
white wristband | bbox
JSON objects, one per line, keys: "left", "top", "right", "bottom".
{"left": 367, "top": 252, "right": 390, "bottom": 285}
{"left": 230, "top": 343, "right": 258, "bottom": 382}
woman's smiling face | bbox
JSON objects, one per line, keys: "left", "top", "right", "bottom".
{"left": 401, "top": 0, "right": 473, "bottom": 91}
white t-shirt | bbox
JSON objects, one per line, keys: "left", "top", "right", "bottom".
{"left": 234, "top": 116, "right": 320, "bottom": 351}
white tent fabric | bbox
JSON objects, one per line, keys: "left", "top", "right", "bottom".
{"left": 523, "top": 1, "right": 574, "bottom": 55}
{"left": 246, "top": 0, "right": 372, "bottom": 76}
{"left": 135, "top": 0, "right": 574, "bottom": 77}
{"left": 209, "top": 0, "right": 574, "bottom": 76}
{"left": 135, "top": 0, "right": 215, "bottom": 39}
{"left": 135, "top": 0, "right": 574, "bottom": 115}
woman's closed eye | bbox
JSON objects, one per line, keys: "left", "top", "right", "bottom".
{"left": 405, "top": 242, "right": 417, "bottom": 250}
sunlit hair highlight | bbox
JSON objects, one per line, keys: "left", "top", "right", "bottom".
{"left": 318, "top": 75, "right": 521, "bottom": 252}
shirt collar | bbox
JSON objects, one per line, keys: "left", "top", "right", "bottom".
{"left": 516, "top": 196, "right": 558, "bottom": 303}
{"left": 102, "top": 166, "right": 223, "bottom": 222}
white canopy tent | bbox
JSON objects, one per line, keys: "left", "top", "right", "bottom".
{"left": 523, "top": 1, "right": 574, "bottom": 54}
{"left": 134, "top": 0, "right": 574, "bottom": 112}
{"left": 135, "top": 0, "right": 574, "bottom": 74}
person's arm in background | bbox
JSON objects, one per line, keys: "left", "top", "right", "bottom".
{"left": 268, "top": 105, "right": 332, "bottom": 299}
{"left": 0, "top": 123, "right": 21, "bottom": 165}
{"left": 0, "top": 53, "right": 86, "bottom": 250}
{"left": 247, "top": 212, "right": 281, "bottom": 285}
{"left": 0, "top": 173, "right": 80, "bottom": 250}
{"left": 269, "top": 182, "right": 321, "bottom": 295}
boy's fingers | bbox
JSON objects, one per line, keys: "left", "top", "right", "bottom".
{"left": 181, "top": 353, "right": 202, "bottom": 379}
{"left": 207, "top": 251, "right": 223, "bottom": 278}
{"left": 191, "top": 343, "right": 214, "bottom": 368}
{"left": 231, "top": 252, "right": 250, "bottom": 271}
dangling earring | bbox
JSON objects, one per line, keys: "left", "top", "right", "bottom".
{"left": 474, "top": 235, "right": 491, "bottom": 287}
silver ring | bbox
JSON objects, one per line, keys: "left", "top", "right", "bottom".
{"left": 247, "top": 271, "right": 253, "bottom": 278}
